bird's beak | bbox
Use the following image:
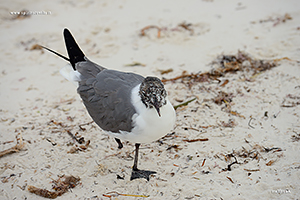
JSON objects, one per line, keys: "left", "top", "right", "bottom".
{"left": 154, "top": 105, "right": 161, "bottom": 117}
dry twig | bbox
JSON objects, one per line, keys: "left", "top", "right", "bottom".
{"left": 103, "top": 191, "right": 149, "bottom": 198}
{"left": 183, "top": 138, "right": 209, "bottom": 142}
{"left": 173, "top": 97, "right": 196, "bottom": 110}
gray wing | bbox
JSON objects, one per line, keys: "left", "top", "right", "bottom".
{"left": 77, "top": 68, "right": 144, "bottom": 133}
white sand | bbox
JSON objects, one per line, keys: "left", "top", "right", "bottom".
{"left": 1, "top": 0, "right": 300, "bottom": 199}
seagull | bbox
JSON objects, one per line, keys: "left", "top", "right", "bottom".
{"left": 41, "top": 28, "right": 176, "bottom": 181}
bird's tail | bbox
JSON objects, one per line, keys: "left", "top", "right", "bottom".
{"left": 63, "top": 28, "right": 85, "bottom": 70}
{"left": 40, "top": 28, "right": 105, "bottom": 86}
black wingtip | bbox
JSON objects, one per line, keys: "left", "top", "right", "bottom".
{"left": 63, "top": 28, "right": 85, "bottom": 70}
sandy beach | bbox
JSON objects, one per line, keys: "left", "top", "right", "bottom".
{"left": 1, "top": 0, "right": 300, "bottom": 199}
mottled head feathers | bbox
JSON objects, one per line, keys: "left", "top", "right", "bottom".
{"left": 139, "top": 77, "right": 167, "bottom": 117}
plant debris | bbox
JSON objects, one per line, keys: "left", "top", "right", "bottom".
{"left": 183, "top": 138, "right": 209, "bottom": 143}
{"left": 220, "top": 119, "right": 236, "bottom": 128}
{"left": 140, "top": 25, "right": 161, "bottom": 38}
{"left": 254, "top": 13, "right": 292, "bottom": 26}
{"left": 244, "top": 168, "right": 260, "bottom": 172}
{"left": 218, "top": 142, "right": 283, "bottom": 172}
{"left": 281, "top": 94, "right": 300, "bottom": 107}
{"left": 28, "top": 175, "right": 80, "bottom": 199}
{"left": 226, "top": 176, "right": 234, "bottom": 183}
{"left": 173, "top": 97, "right": 197, "bottom": 110}
{"left": 220, "top": 79, "right": 229, "bottom": 87}
{"left": 158, "top": 68, "right": 174, "bottom": 75}
{"left": 78, "top": 121, "right": 94, "bottom": 131}
{"left": 67, "top": 140, "right": 90, "bottom": 154}
{"left": 1, "top": 173, "right": 22, "bottom": 183}
{"left": 266, "top": 160, "right": 276, "bottom": 166}
{"left": 213, "top": 91, "right": 234, "bottom": 105}
{"left": 0, "top": 133, "right": 25, "bottom": 158}
{"left": 166, "top": 144, "right": 182, "bottom": 152}
{"left": 67, "top": 130, "right": 85, "bottom": 144}
{"left": 222, "top": 156, "right": 240, "bottom": 172}
{"left": 177, "top": 22, "right": 194, "bottom": 35}
{"left": 162, "top": 51, "right": 286, "bottom": 85}
{"left": 291, "top": 131, "right": 300, "bottom": 142}
{"left": 124, "top": 62, "right": 146, "bottom": 67}
{"left": 140, "top": 22, "right": 198, "bottom": 38}
{"left": 262, "top": 147, "right": 282, "bottom": 153}
{"left": 103, "top": 191, "right": 149, "bottom": 198}
{"left": 29, "top": 44, "right": 44, "bottom": 53}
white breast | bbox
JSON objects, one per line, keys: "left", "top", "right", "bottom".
{"left": 109, "top": 84, "right": 176, "bottom": 143}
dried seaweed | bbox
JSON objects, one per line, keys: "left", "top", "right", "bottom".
{"left": 162, "top": 51, "right": 284, "bottom": 85}
{"left": 219, "top": 142, "right": 282, "bottom": 172}
{"left": 28, "top": 175, "right": 80, "bottom": 199}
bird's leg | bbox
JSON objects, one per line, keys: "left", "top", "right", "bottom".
{"left": 114, "top": 138, "right": 123, "bottom": 149}
{"left": 132, "top": 143, "right": 140, "bottom": 171}
{"left": 130, "top": 143, "right": 156, "bottom": 181}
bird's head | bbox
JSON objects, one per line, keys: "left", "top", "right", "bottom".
{"left": 139, "top": 77, "right": 167, "bottom": 117}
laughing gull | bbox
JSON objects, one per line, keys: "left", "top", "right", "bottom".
{"left": 41, "top": 28, "right": 176, "bottom": 180}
